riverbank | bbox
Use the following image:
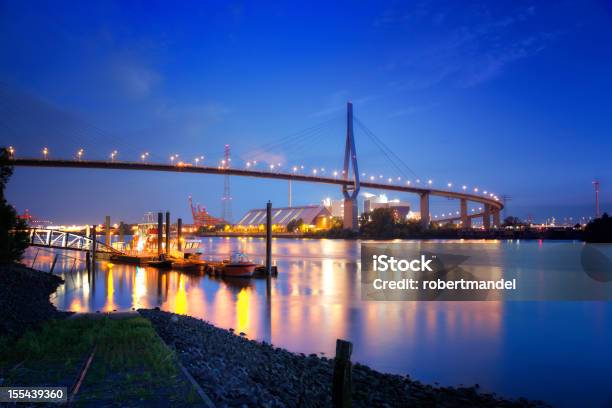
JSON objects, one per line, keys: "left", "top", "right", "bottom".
{"left": 139, "top": 308, "right": 549, "bottom": 407}
{"left": 0, "top": 262, "right": 69, "bottom": 338}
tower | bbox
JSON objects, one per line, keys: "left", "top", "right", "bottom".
{"left": 342, "top": 102, "right": 360, "bottom": 231}
{"left": 222, "top": 144, "right": 232, "bottom": 223}
{"left": 593, "top": 180, "right": 600, "bottom": 218}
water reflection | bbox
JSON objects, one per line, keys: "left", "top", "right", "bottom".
{"left": 22, "top": 239, "right": 612, "bottom": 407}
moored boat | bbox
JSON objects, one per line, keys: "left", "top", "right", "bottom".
{"left": 223, "top": 252, "right": 256, "bottom": 277}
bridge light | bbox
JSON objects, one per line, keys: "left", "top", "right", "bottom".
{"left": 370, "top": 175, "right": 375, "bottom": 181}
{"left": 388, "top": 178, "right": 393, "bottom": 183}
{"left": 416, "top": 179, "right": 420, "bottom": 184}
{"left": 42, "top": 147, "right": 48, "bottom": 159}
{"left": 447, "top": 182, "right": 452, "bottom": 188}
{"left": 312, "top": 169, "right": 317, "bottom": 175}
{"left": 483, "top": 190, "right": 488, "bottom": 194}
{"left": 292, "top": 166, "right": 298, "bottom": 173}
{"left": 77, "top": 148, "right": 84, "bottom": 161}
{"left": 7, "top": 146, "right": 14, "bottom": 157}
{"left": 110, "top": 150, "right": 118, "bottom": 161}
{"left": 479, "top": 207, "right": 483, "bottom": 211}
{"left": 397, "top": 176, "right": 401, "bottom": 181}
{"left": 194, "top": 157, "right": 200, "bottom": 165}
{"left": 462, "top": 185, "right": 467, "bottom": 190}
{"left": 474, "top": 187, "right": 479, "bottom": 192}
{"left": 246, "top": 161, "right": 251, "bottom": 168}
{"left": 333, "top": 170, "right": 338, "bottom": 177}
{"left": 141, "top": 152, "right": 149, "bottom": 162}
{"left": 428, "top": 179, "right": 432, "bottom": 185}
{"left": 406, "top": 180, "right": 411, "bottom": 185}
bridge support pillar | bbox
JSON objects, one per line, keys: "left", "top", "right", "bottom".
{"left": 343, "top": 198, "right": 358, "bottom": 231}
{"left": 460, "top": 199, "right": 469, "bottom": 229}
{"left": 420, "top": 193, "right": 430, "bottom": 229}
{"left": 492, "top": 209, "right": 501, "bottom": 228}
{"left": 483, "top": 205, "right": 491, "bottom": 230}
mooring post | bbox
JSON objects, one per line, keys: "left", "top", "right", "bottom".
{"left": 165, "top": 211, "right": 171, "bottom": 255}
{"left": 266, "top": 201, "right": 272, "bottom": 276}
{"left": 105, "top": 215, "right": 111, "bottom": 246}
{"left": 119, "top": 221, "right": 125, "bottom": 246}
{"left": 177, "top": 218, "right": 183, "bottom": 252}
{"left": 91, "top": 225, "right": 97, "bottom": 274}
{"left": 86, "top": 251, "right": 92, "bottom": 284}
{"left": 332, "top": 339, "right": 353, "bottom": 408}
{"left": 157, "top": 212, "right": 163, "bottom": 257}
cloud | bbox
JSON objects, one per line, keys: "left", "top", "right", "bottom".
{"left": 377, "top": 2, "right": 562, "bottom": 89}
{"left": 111, "top": 60, "right": 161, "bottom": 98}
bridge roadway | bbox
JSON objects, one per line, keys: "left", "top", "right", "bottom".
{"left": 11, "top": 158, "right": 503, "bottom": 226}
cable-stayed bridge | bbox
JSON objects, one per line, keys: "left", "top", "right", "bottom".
{"left": 5, "top": 102, "right": 503, "bottom": 229}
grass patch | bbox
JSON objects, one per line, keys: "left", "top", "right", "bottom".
{"left": 0, "top": 316, "right": 204, "bottom": 407}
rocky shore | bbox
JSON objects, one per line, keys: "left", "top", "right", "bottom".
{"left": 0, "top": 262, "right": 68, "bottom": 338}
{"left": 139, "top": 309, "right": 549, "bottom": 408}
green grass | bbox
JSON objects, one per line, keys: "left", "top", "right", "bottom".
{"left": 0, "top": 316, "right": 204, "bottom": 407}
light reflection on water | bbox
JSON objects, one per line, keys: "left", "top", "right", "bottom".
{"left": 24, "top": 238, "right": 612, "bottom": 407}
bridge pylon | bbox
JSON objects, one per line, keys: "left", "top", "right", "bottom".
{"left": 342, "top": 102, "right": 360, "bottom": 231}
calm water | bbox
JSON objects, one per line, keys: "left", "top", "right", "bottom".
{"left": 25, "top": 238, "right": 612, "bottom": 407}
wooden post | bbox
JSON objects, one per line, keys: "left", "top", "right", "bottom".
{"left": 266, "top": 201, "right": 272, "bottom": 276}
{"left": 177, "top": 218, "right": 183, "bottom": 252}
{"left": 105, "top": 215, "right": 111, "bottom": 246}
{"left": 91, "top": 225, "right": 97, "bottom": 274}
{"left": 332, "top": 339, "right": 353, "bottom": 408}
{"left": 165, "top": 211, "right": 170, "bottom": 255}
{"left": 119, "top": 222, "right": 125, "bottom": 247}
{"left": 157, "top": 212, "right": 163, "bottom": 256}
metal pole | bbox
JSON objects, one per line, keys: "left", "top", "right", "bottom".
{"left": 157, "top": 212, "right": 163, "bottom": 256}
{"left": 266, "top": 201, "right": 272, "bottom": 276}
{"left": 165, "top": 211, "right": 170, "bottom": 255}
{"left": 177, "top": 218, "right": 183, "bottom": 252}
{"left": 119, "top": 222, "right": 124, "bottom": 247}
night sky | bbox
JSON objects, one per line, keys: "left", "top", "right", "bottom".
{"left": 1, "top": 1, "right": 611, "bottom": 224}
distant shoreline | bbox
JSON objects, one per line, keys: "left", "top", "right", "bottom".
{"left": 195, "top": 229, "right": 585, "bottom": 241}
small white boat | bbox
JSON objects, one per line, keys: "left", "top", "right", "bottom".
{"left": 223, "top": 252, "right": 257, "bottom": 278}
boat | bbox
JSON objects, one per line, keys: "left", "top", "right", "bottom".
{"left": 147, "top": 259, "right": 173, "bottom": 269}
{"left": 222, "top": 252, "right": 257, "bottom": 278}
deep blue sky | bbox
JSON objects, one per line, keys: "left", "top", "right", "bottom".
{"left": 1, "top": 0, "right": 611, "bottom": 224}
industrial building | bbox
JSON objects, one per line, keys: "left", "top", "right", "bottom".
{"left": 235, "top": 205, "right": 333, "bottom": 232}
{"left": 362, "top": 193, "right": 413, "bottom": 220}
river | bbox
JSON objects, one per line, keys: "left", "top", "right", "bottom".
{"left": 24, "top": 238, "right": 612, "bottom": 407}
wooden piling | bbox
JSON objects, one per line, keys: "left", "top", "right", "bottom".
{"left": 332, "top": 339, "right": 353, "bottom": 408}
{"left": 119, "top": 221, "right": 125, "bottom": 246}
{"left": 157, "top": 212, "right": 163, "bottom": 256}
{"left": 165, "top": 211, "right": 170, "bottom": 255}
{"left": 266, "top": 201, "right": 272, "bottom": 276}
{"left": 177, "top": 218, "right": 183, "bottom": 252}
{"left": 91, "top": 225, "right": 97, "bottom": 274}
{"left": 105, "top": 215, "right": 111, "bottom": 246}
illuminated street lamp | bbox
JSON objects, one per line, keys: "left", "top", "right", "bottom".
{"left": 42, "top": 147, "right": 48, "bottom": 160}
{"left": 462, "top": 185, "right": 467, "bottom": 191}
{"left": 77, "top": 148, "right": 84, "bottom": 161}
{"left": 110, "top": 150, "right": 118, "bottom": 162}
{"left": 333, "top": 170, "right": 338, "bottom": 178}
{"left": 246, "top": 161, "right": 251, "bottom": 168}
{"left": 474, "top": 187, "right": 479, "bottom": 192}
{"left": 194, "top": 157, "right": 200, "bottom": 165}
{"left": 428, "top": 179, "right": 433, "bottom": 185}
{"left": 7, "top": 146, "right": 15, "bottom": 158}
{"left": 312, "top": 168, "right": 318, "bottom": 175}
{"left": 447, "top": 182, "right": 452, "bottom": 188}
{"left": 141, "top": 152, "right": 149, "bottom": 162}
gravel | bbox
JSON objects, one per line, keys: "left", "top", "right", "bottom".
{"left": 139, "top": 309, "right": 550, "bottom": 408}
{"left": 0, "top": 262, "right": 68, "bottom": 338}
